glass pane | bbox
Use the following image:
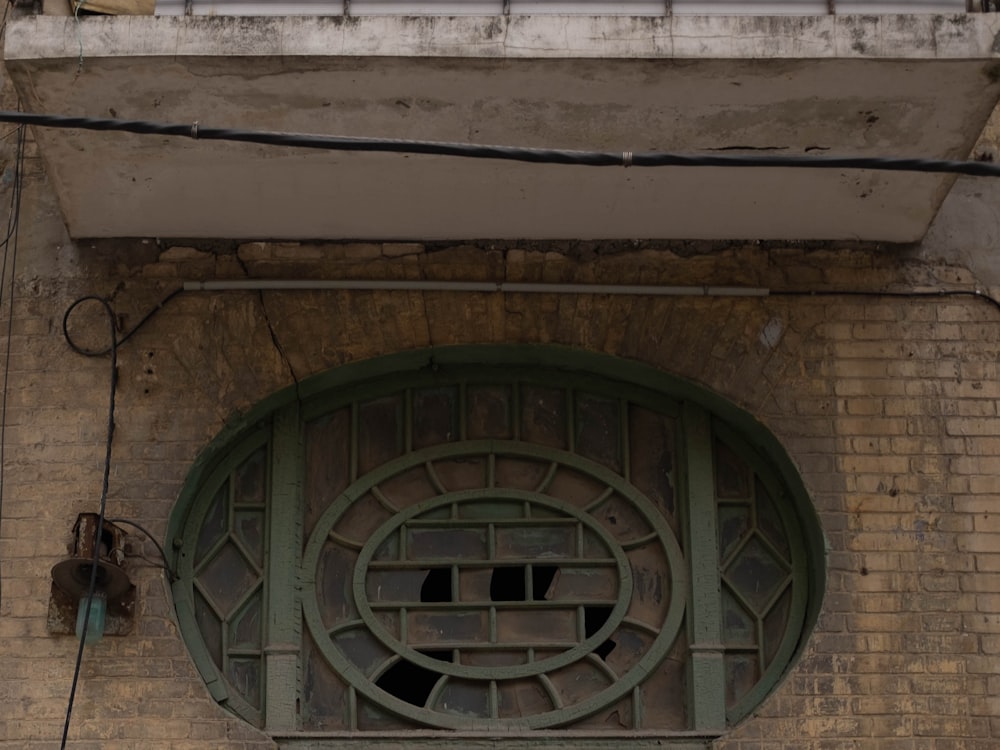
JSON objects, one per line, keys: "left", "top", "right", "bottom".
{"left": 335, "top": 628, "right": 394, "bottom": 677}
{"left": 494, "top": 526, "right": 574, "bottom": 559}
{"left": 333, "top": 493, "right": 393, "bottom": 546}
{"left": 233, "top": 511, "right": 264, "bottom": 569}
{"left": 317, "top": 542, "right": 358, "bottom": 627}
{"left": 358, "top": 396, "right": 402, "bottom": 474}
{"left": 412, "top": 387, "right": 458, "bottom": 450}
{"left": 496, "top": 609, "right": 577, "bottom": 644}
{"left": 575, "top": 394, "right": 621, "bottom": 472}
{"left": 573, "top": 696, "right": 632, "bottom": 730}
{"left": 378, "top": 466, "right": 438, "bottom": 511}
{"left": 718, "top": 503, "right": 752, "bottom": 563}
{"left": 234, "top": 446, "right": 266, "bottom": 507}
{"left": 628, "top": 406, "right": 677, "bottom": 527}
{"left": 548, "top": 567, "right": 618, "bottom": 601}
{"left": 408, "top": 528, "right": 487, "bottom": 560}
{"left": 408, "top": 610, "right": 487, "bottom": 645}
{"left": 431, "top": 457, "right": 486, "bottom": 492}
{"left": 467, "top": 385, "right": 512, "bottom": 439}
{"left": 548, "top": 660, "right": 611, "bottom": 706}
{"left": 520, "top": 385, "right": 567, "bottom": 449}
{"left": 763, "top": 586, "right": 793, "bottom": 667}
{"left": 458, "top": 567, "right": 493, "bottom": 603}
{"left": 434, "top": 679, "right": 489, "bottom": 718}
{"left": 715, "top": 438, "right": 750, "bottom": 499}
{"left": 357, "top": 696, "right": 415, "bottom": 731}
{"left": 626, "top": 543, "right": 671, "bottom": 628}
{"left": 756, "top": 479, "right": 791, "bottom": 560}
{"left": 198, "top": 542, "right": 257, "bottom": 617}
{"left": 725, "top": 653, "right": 760, "bottom": 709}
{"left": 636, "top": 629, "right": 688, "bottom": 730}
{"left": 229, "top": 590, "right": 262, "bottom": 650}
{"left": 721, "top": 585, "right": 757, "bottom": 648}
{"left": 195, "top": 483, "right": 228, "bottom": 566}
{"left": 498, "top": 678, "right": 551, "bottom": 718}
{"left": 366, "top": 569, "right": 432, "bottom": 603}
{"left": 304, "top": 409, "right": 352, "bottom": 542}
{"left": 546, "top": 468, "right": 607, "bottom": 509}
{"left": 726, "top": 535, "right": 789, "bottom": 615}
{"left": 592, "top": 494, "right": 652, "bottom": 545}
{"left": 193, "top": 589, "right": 222, "bottom": 669}
{"left": 494, "top": 457, "right": 551, "bottom": 492}
{"left": 302, "top": 630, "right": 348, "bottom": 730}
{"left": 227, "top": 658, "right": 261, "bottom": 710}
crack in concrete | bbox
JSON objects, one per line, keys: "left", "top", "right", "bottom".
{"left": 258, "top": 289, "right": 300, "bottom": 393}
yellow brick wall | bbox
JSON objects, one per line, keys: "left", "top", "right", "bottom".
{"left": 1, "top": 111, "right": 998, "bottom": 750}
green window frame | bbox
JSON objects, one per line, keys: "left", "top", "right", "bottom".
{"left": 168, "top": 346, "right": 825, "bottom": 748}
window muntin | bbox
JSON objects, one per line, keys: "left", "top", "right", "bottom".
{"left": 170, "top": 349, "right": 822, "bottom": 745}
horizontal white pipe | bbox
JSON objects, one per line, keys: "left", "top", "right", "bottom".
{"left": 183, "top": 280, "right": 770, "bottom": 297}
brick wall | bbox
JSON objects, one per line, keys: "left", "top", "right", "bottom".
{"left": 1, "top": 95, "right": 998, "bottom": 750}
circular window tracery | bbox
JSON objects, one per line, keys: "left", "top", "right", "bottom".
{"left": 301, "top": 444, "right": 686, "bottom": 728}
{"left": 169, "top": 348, "right": 824, "bottom": 747}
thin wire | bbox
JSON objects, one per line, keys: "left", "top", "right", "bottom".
{"left": 59, "top": 298, "right": 117, "bottom": 749}
{"left": 63, "top": 287, "right": 182, "bottom": 356}
{"left": 0, "top": 121, "right": 24, "bottom": 612}
{"left": 106, "top": 517, "right": 176, "bottom": 581}
{"left": 3, "top": 109, "right": 1000, "bottom": 177}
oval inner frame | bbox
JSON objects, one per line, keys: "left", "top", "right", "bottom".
{"left": 300, "top": 441, "right": 688, "bottom": 729}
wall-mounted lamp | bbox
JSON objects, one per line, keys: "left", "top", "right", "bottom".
{"left": 48, "top": 514, "right": 135, "bottom": 643}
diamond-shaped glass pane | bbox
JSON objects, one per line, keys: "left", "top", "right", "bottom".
{"left": 198, "top": 542, "right": 258, "bottom": 617}
{"left": 726, "top": 535, "right": 788, "bottom": 614}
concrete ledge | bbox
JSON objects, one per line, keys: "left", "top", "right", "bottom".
{"left": 7, "top": 13, "right": 1000, "bottom": 62}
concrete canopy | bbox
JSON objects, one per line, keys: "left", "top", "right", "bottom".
{"left": 6, "top": 13, "right": 1000, "bottom": 241}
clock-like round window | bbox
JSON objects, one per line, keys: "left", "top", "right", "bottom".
{"left": 169, "top": 347, "right": 824, "bottom": 748}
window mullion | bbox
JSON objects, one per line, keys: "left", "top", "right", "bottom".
{"left": 682, "top": 403, "right": 726, "bottom": 731}
{"left": 265, "top": 403, "right": 304, "bottom": 732}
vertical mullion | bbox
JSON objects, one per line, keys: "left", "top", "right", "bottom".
{"left": 682, "top": 402, "right": 726, "bottom": 731}
{"left": 265, "top": 402, "right": 303, "bottom": 731}
{"left": 620, "top": 398, "right": 630, "bottom": 483}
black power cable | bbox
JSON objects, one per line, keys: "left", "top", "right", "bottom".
{"left": 4, "top": 109, "right": 1000, "bottom": 177}
{"left": 0, "top": 118, "right": 25, "bottom": 613}
{"left": 106, "top": 517, "right": 177, "bottom": 582}
{"left": 59, "top": 297, "right": 118, "bottom": 750}
{"left": 63, "top": 287, "right": 183, "bottom": 356}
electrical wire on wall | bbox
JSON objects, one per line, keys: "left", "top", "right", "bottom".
{"left": 5, "top": 109, "right": 1000, "bottom": 177}
{"left": 26, "top": 92, "right": 1000, "bottom": 744}
{"left": 0, "top": 115, "right": 25, "bottom": 614}
{"left": 58, "top": 297, "right": 118, "bottom": 750}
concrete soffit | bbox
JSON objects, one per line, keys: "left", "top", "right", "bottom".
{"left": 6, "top": 13, "right": 1000, "bottom": 241}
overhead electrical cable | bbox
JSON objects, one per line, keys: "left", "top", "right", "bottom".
{"left": 59, "top": 297, "right": 118, "bottom": 750}
{"left": 4, "top": 109, "right": 1000, "bottom": 177}
{"left": 0, "top": 119, "right": 25, "bottom": 613}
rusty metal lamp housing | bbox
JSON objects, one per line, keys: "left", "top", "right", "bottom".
{"left": 48, "top": 513, "right": 135, "bottom": 641}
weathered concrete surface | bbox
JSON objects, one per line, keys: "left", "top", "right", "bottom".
{"left": 6, "top": 14, "right": 1000, "bottom": 241}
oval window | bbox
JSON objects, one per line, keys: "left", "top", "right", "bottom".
{"left": 169, "top": 346, "right": 824, "bottom": 747}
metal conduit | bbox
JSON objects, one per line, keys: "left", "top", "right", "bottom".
{"left": 182, "top": 280, "right": 770, "bottom": 297}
